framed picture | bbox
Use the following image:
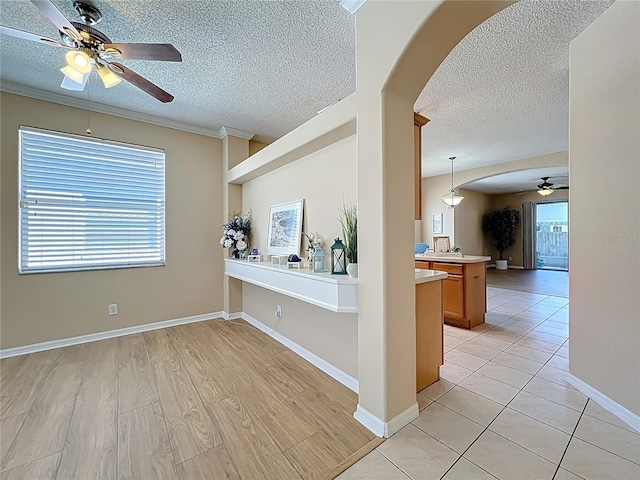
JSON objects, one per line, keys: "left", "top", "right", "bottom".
{"left": 267, "top": 199, "right": 304, "bottom": 255}
{"left": 433, "top": 236, "right": 451, "bottom": 253}
{"left": 432, "top": 212, "right": 443, "bottom": 234}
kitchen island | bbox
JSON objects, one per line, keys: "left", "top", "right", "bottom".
{"left": 415, "top": 269, "right": 447, "bottom": 390}
{"left": 415, "top": 254, "right": 490, "bottom": 329}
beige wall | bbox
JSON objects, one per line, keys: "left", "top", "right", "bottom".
{"left": 0, "top": 93, "right": 224, "bottom": 349}
{"left": 249, "top": 140, "right": 269, "bottom": 156}
{"left": 487, "top": 190, "right": 569, "bottom": 266}
{"left": 422, "top": 151, "right": 568, "bottom": 257}
{"left": 242, "top": 284, "right": 358, "bottom": 379}
{"left": 423, "top": 175, "right": 455, "bottom": 246}
{"left": 240, "top": 135, "right": 357, "bottom": 375}
{"left": 454, "top": 188, "right": 491, "bottom": 255}
{"left": 243, "top": 135, "right": 356, "bottom": 256}
{"left": 569, "top": 1, "right": 639, "bottom": 416}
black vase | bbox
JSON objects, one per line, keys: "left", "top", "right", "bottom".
{"left": 232, "top": 249, "right": 240, "bottom": 259}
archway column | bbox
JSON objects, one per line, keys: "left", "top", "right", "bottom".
{"left": 353, "top": 0, "right": 513, "bottom": 436}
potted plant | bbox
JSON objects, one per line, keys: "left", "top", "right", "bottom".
{"left": 482, "top": 205, "right": 520, "bottom": 270}
{"left": 339, "top": 201, "right": 358, "bottom": 278}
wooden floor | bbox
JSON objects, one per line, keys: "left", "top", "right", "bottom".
{"left": 0, "top": 320, "right": 380, "bottom": 480}
{"left": 486, "top": 267, "right": 569, "bottom": 297}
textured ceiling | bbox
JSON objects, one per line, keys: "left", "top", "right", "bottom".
{"left": 417, "top": 0, "right": 613, "bottom": 177}
{"left": 0, "top": 0, "right": 613, "bottom": 164}
{"left": 462, "top": 166, "right": 569, "bottom": 195}
{"left": 0, "top": 0, "right": 355, "bottom": 142}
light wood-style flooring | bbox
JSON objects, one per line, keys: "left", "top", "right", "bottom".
{"left": 1, "top": 319, "right": 380, "bottom": 480}
{"left": 486, "top": 268, "right": 568, "bottom": 297}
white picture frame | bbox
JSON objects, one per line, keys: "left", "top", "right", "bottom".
{"left": 432, "top": 212, "right": 443, "bottom": 234}
{"left": 433, "top": 236, "right": 451, "bottom": 253}
{"left": 267, "top": 199, "right": 304, "bottom": 256}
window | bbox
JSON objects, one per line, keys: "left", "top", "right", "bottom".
{"left": 19, "top": 127, "right": 165, "bottom": 274}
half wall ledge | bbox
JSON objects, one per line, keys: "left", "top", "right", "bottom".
{"left": 224, "top": 259, "right": 358, "bottom": 313}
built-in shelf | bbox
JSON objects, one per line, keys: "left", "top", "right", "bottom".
{"left": 224, "top": 259, "right": 358, "bottom": 313}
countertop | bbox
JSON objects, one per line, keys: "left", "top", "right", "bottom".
{"left": 415, "top": 269, "right": 448, "bottom": 284}
{"left": 415, "top": 254, "right": 491, "bottom": 264}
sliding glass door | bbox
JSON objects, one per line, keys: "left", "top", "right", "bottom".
{"left": 522, "top": 200, "right": 569, "bottom": 271}
{"left": 536, "top": 201, "right": 569, "bottom": 271}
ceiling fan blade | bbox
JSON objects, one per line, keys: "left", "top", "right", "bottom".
{"left": 108, "top": 62, "right": 174, "bottom": 103}
{"left": 0, "top": 25, "right": 70, "bottom": 47}
{"left": 103, "top": 43, "right": 182, "bottom": 61}
{"left": 30, "top": 0, "right": 83, "bottom": 42}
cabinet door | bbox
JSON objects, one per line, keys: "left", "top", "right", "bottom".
{"left": 415, "top": 261, "right": 430, "bottom": 270}
{"left": 442, "top": 275, "right": 464, "bottom": 320}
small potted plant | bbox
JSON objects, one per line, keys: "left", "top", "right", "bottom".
{"left": 339, "top": 201, "right": 358, "bottom": 278}
{"left": 482, "top": 205, "right": 520, "bottom": 269}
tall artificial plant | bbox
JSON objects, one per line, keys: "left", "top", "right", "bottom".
{"left": 482, "top": 206, "right": 520, "bottom": 260}
{"left": 339, "top": 201, "right": 358, "bottom": 264}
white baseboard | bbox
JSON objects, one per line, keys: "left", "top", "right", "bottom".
{"left": 567, "top": 373, "right": 640, "bottom": 432}
{"left": 487, "top": 264, "right": 524, "bottom": 269}
{"left": 240, "top": 312, "right": 359, "bottom": 393}
{"left": 221, "top": 311, "right": 243, "bottom": 321}
{"left": 0, "top": 311, "right": 226, "bottom": 359}
{"left": 354, "top": 402, "right": 419, "bottom": 437}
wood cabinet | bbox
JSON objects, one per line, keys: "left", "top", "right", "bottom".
{"left": 415, "top": 279, "right": 443, "bottom": 391}
{"left": 415, "top": 260, "right": 487, "bottom": 329}
{"left": 414, "top": 113, "right": 429, "bottom": 221}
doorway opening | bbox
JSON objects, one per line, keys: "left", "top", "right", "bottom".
{"left": 536, "top": 200, "right": 569, "bottom": 271}
{"left": 523, "top": 199, "right": 569, "bottom": 272}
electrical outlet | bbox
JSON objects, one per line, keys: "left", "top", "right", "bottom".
{"left": 275, "top": 305, "right": 282, "bottom": 318}
{"left": 108, "top": 304, "right": 118, "bottom": 316}
{"left": 508, "top": 256, "right": 512, "bottom": 261}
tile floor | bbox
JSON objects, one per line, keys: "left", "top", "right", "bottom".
{"left": 338, "top": 287, "right": 640, "bottom": 480}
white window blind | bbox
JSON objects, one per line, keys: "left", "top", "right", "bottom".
{"left": 19, "top": 127, "right": 165, "bottom": 274}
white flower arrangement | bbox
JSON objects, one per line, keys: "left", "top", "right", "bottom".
{"left": 302, "top": 232, "right": 323, "bottom": 258}
{"left": 220, "top": 211, "right": 252, "bottom": 258}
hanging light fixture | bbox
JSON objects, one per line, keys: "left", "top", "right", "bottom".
{"left": 537, "top": 187, "right": 554, "bottom": 196}
{"left": 442, "top": 156, "right": 464, "bottom": 208}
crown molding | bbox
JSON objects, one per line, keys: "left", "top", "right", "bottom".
{"left": 339, "top": 0, "right": 367, "bottom": 14}
{"left": 218, "top": 126, "right": 255, "bottom": 140}
{"left": 0, "top": 80, "right": 224, "bottom": 139}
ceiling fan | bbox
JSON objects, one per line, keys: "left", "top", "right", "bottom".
{"left": 1, "top": 0, "right": 182, "bottom": 103}
{"left": 537, "top": 176, "right": 569, "bottom": 196}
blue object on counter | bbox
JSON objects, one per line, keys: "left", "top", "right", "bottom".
{"left": 415, "top": 243, "right": 429, "bottom": 254}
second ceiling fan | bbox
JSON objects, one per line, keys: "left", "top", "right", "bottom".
{"left": 1, "top": 0, "right": 182, "bottom": 103}
{"left": 537, "top": 177, "right": 569, "bottom": 196}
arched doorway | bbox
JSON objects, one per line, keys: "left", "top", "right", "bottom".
{"left": 354, "top": 1, "right": 515, "bottom": 435}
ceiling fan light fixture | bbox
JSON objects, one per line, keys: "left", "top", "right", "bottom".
{"left": 60, "top": 71, "right": 88, "bottom": 91}
{"left": 97, "top": 63, "right": 121, "bottom": 88}
{"left": 442, "top": 156, "right": 464, "bottom": 208}
{"left": 65, "top": 50, "right": 92, "bottom": 74}
{"left": 538, "top": 188, "right": 554, "bottom": 196}
{"left": 60, "top": 64, "right": 86, "bottom": 84}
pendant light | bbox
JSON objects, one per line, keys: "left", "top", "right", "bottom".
{"left": 442, "top": 156, "right": 464, "bottom": 208}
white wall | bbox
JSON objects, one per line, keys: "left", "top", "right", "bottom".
{"left": 569, "top": 0, "right": 639, "bottom": 416}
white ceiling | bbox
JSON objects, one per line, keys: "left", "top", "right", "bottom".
{"left": 0, "top": 0, "right": 612, "bottom": 169}
{"left": 0, "top": 0, "right": 355, "bottom": 143}
{"left": 461, "top": 166, "right": 569, "bottom": 195}
{"left": 417, "top": 0, "right": 613, "bottom": 177}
